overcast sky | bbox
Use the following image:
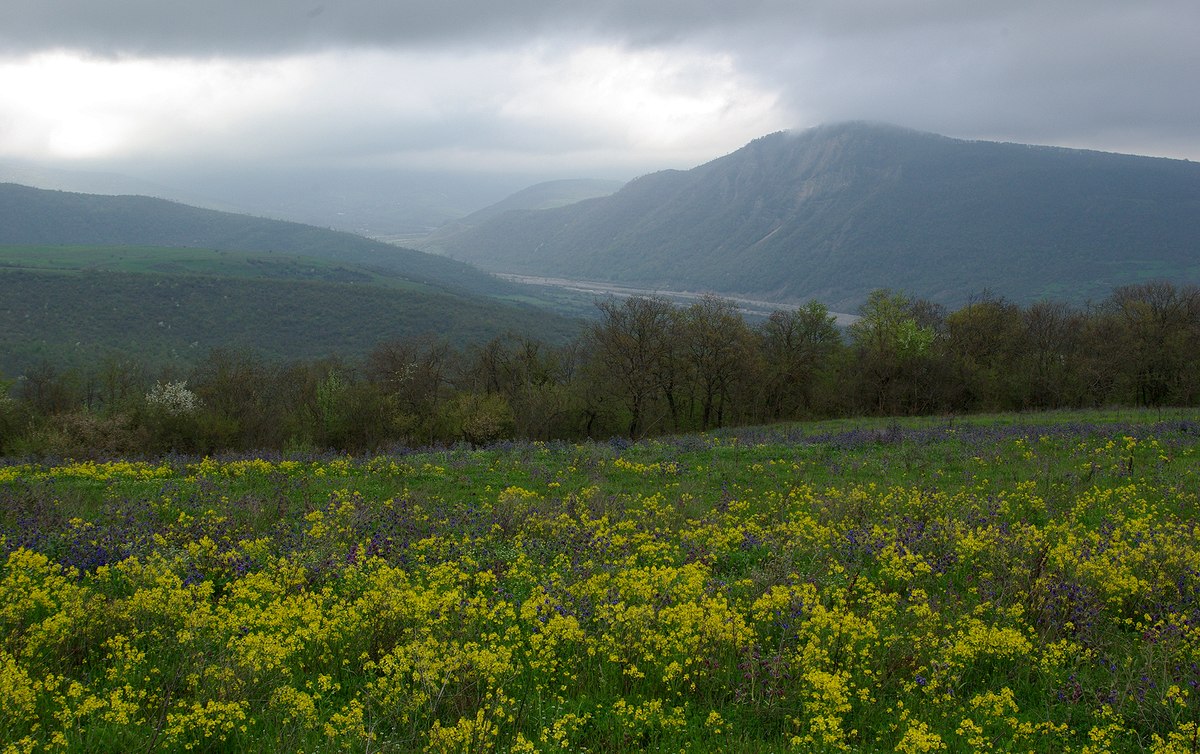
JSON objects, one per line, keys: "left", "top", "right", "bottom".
{"left": 2, "top": 0, "right": 1198, "bottom": 183}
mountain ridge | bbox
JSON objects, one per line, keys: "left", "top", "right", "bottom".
{"left": 0, "top": 181, "right": 514, "bottom": 297}
{"left": 430, "top": 178, "right": 625, "bottom": 238}
{"left": 419, "top": 122, "right": 1200, "bottom": 309}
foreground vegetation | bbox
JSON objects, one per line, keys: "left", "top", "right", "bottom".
{"left": 2, "top": 410, "right": 1199, "bottom": 751}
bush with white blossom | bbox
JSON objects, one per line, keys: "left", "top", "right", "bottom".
{"left": 145, "top": 380, "right": 200, "bottom": 416}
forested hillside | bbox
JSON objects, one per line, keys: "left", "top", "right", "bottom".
{"left": 0, "top": 266, "right": 581, "bottom": 375}
{"left": 421, "top": 123, "right": 1200, "bottom": 310}
{"left": 0, "top": 186, "right": 590, "bottom": 375}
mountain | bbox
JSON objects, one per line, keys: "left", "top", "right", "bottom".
{"left": 0, "top": 182, "right": 514, "bottom": 297}
{"left": 419, "top": 123, "right": 1200, "bottom": 310}
{"left": 0, "top": 160, "right": 180, "bottom": 199}
{"left": 0, "top": 161, "right": 552, "bottom": 241}
{"left": 164, "top": 168, "right": 545, "bottom": 241}
{"left": 429, "top": 179, "right": 625, "bottom": 235}
{"left": 0, "top": 185, "right": 585, "bottom": 376}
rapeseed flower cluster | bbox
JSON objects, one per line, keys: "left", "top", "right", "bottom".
{"left": 1, "top": 417, "right": 1199, "bottom": 751}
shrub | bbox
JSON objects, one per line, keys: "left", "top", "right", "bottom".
{"left": 145, "top": 381, "right": 200, "bottom": 417}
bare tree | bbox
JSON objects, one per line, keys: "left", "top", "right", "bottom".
{"left": 365, "top": 335, "right": 451, "bottom": 444}
{"left": 586, "top": 296, "right": 679, "bottom": 438}
{"left": 1106, "top": 281, "right": 1200, "bottom": 405}
{"left": 758, "top": 301, "right": 842, "bottom": 421}
{"left": 680, "top": 294, "right": 755, "bottom": 429}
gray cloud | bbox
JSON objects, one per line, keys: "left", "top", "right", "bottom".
{"left": 1, "top": 1, "right": 1188, "bottom": 57}
{"left": 1, "top": 0, "right": 1196, "bottom": 181}
{"left": 720, "top": 1, "right": 1200, "bottom": 158}
{"left": 3, "top": 1, "right": 593, "bottom": 56}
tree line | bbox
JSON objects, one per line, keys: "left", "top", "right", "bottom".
{"left": 2, "top": 281, "right": 1198, "bottom": 457}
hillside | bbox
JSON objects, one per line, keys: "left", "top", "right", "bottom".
{"left": 0, "top": 256, "right": 582, "bottom": 376}
{"left": 429, "top": 178, "right": 624, "bottom": 235}
{"left": 0, "top": 184, "right": 590, "bottom": 375}
{"left": 420, "top": 123, "right": 1200, "bottom": 310}
{"left": 0, "top": 182, "right": 515, "bottom": 297}
{"left": 0, "top": 159, "right": 181, "bottom": 200}
{"left": 0, "top": 162, "right": 539, "bottom": 240}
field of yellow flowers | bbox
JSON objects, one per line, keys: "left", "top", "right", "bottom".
{"left": 2, "top": 411, "right": 1200, "bottom": 752}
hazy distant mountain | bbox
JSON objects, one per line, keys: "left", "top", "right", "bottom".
{"left": 0, "top": 161, "right": 550, "bottom": 240}
{"left": 421, "top": 122, "right": 1200, "bottom": 310}
{"left": 165, "top": 168, "right": 545, "bottom": 241}
{"left": 0, "top": 160, "right": 188, "bottom": 202}
{"left": 0, "top": 182, "right": 511, "bottom": 296}
{"left": 0, "top": 160, "right": 561, "bottom": 240}
{"left": 427, "top": 179, "right": 625, "bottom": 235}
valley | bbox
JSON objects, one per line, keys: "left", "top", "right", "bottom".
{"left": 3, "top": 122, "right": 1198, "bottom": 441}
{"left": 493, "top": 272, "right": 860, "bottom": 324}
{"left": 421, "top": 122, "right": 1200, "bottom": 311}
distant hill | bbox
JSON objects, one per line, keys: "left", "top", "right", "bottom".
{"left": 0, "top": 185, "right": 587, "bottom": 375}
{"left": 0, "top": 162, "right": 549, "bottom": 240}
{"left": 0, "top": 182, "right": 514, "bottom": 297}
{"left": 166, "top": 168, "right": 541, "bottom": 241}
{"left": 420, "top": 123, "right": 1200, "bottom": 310}
{"left": 0, "top": 160, "right": 181, "bottom": 200}
{"left": 427, "top": 179, "right": 625, "bottom": 235}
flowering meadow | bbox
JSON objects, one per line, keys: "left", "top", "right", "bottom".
{"left": 2, "top": 410, "right": 1200, "bottom": 752}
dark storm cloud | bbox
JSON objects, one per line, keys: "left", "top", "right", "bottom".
{"left": 2, "top": 0, "right": 1197, "bottom": 165}
{"left": 1, "top": 0, "right": 659, "bottom": 56}
{"left": 0, "top": 1, "right": 1186, "bottom": 57}
{"left": 716, "top": 1, "right": 1200, "bottom": 158}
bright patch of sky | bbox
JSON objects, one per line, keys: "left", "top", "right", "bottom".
{"left": 1, "top": 1, "right": 1196, "bottom": 181}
